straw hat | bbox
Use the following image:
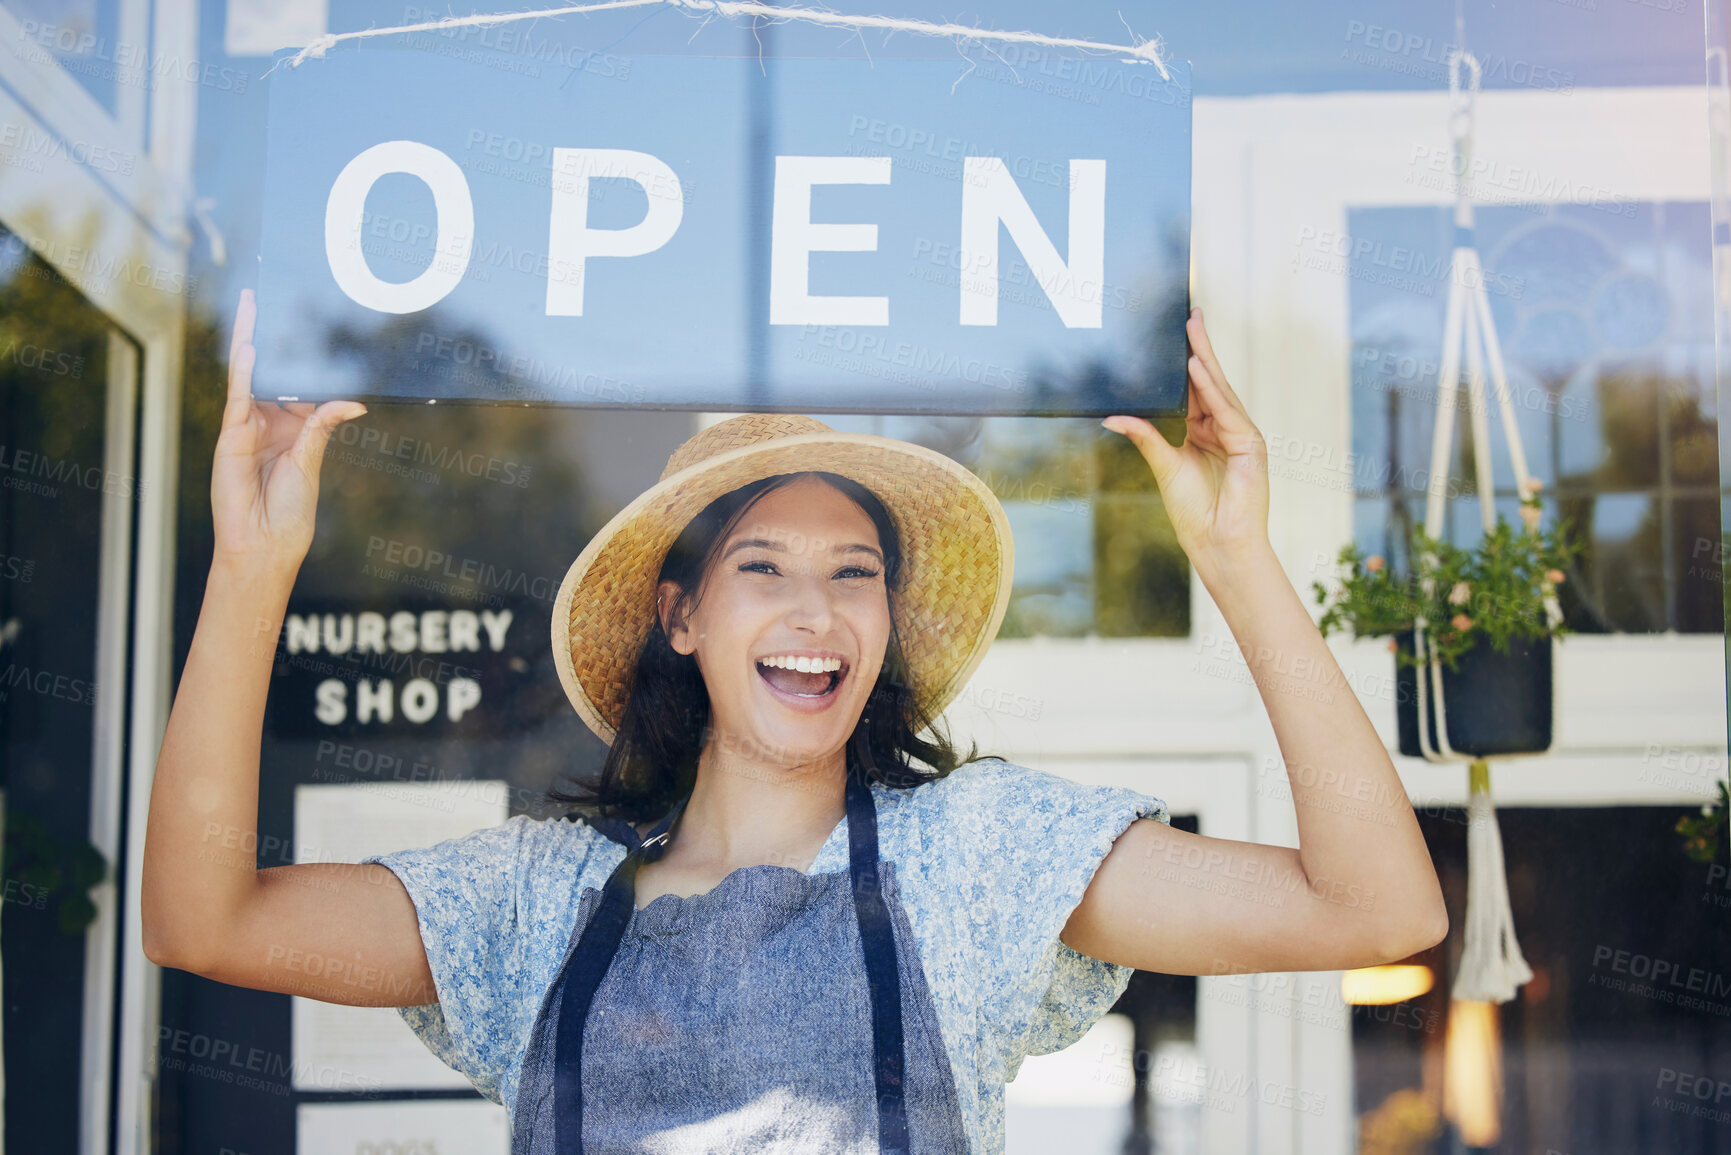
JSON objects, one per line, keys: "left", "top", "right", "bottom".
{"left": 550, "top": 414, "right": 1014, "bottom": 743}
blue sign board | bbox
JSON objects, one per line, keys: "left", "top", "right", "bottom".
{"left": 258, "top": 33, "right": 1191, "bottom": 414}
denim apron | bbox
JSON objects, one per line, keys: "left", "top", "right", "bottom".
{"left": 508, "top": 771, "right": 972, "bottom": 1154}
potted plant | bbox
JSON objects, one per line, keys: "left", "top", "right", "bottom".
{"left": 1312, "top": 480, "right": 1587, "bottom": 757}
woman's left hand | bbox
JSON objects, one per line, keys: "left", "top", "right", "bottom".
{"left": 1104, "top": 308, "right": 1271, "bottom": 568}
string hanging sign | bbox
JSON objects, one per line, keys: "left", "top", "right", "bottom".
{"left": 278, "top": 2, "right": 1175, "bottom": 77}
{"left": 253, "top": 10, "right": 1192, "bottom": 414}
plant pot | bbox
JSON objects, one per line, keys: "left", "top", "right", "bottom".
{"left": 1394, "top": 628, "right": 1553, "bottom": 758}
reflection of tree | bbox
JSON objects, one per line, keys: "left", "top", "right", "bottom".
{"left": 182, "top": 310, "right": 602, "bottom": 578}
{"left": 0, "top": 229, "right": 111, "bottom": 469}
{"left": 986, "top": 221, "right": 1192, "bottom": 639}
{"left": 177, "top": 307, "right": 616, "bottom": 727}
{"left": 0, "top": 229, "right": 111, "bottom": 762}
{"left": 1022, "top": 219, "right": 1191, "bottom": 417}
{"left": 1363, "top": 348, "right": 1724, "bottom": 638}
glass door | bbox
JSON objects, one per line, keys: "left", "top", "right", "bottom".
{"left": 0, "top": 225, "right": 140, "bottom": 1153}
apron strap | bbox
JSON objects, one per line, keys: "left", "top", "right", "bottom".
{"left": 552, "top": 771, "right": 909, "bottom": 1154}
{"left": 554, "top": 800, "right": 684, "bottom": 1154}
{"left": 845, "top": 769, "right": 911, "bottom": 1155}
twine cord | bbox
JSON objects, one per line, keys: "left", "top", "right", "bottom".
{"left": 281, "top": 1, "right": 1171, "bottom": 80}
{"left": 1451, "top": 760, "right": 1534, "bottom": 1004}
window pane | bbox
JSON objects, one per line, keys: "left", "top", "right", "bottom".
{"left": 1677, "top": 496, "right": 1726, "bottom": 633}
{"left": 3, "top": 0, "right": 123, "bottom": 116}
{"left": 1094, "top": 494, "right": 1188, "bottom": 638}
{"left": 999, "top": 498, "right": 1093, "bottom": 639}
{"left": 1353, "top": 806, "right": 1731, "bottom": 1155}
{"left": 847, "top": 415, "right": 1191, "bottom": 638}
{"left": 1349, "top": 201, "right": 1722, "bottom": 633}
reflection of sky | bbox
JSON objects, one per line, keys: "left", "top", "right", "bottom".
{"left": 1351, "top": 497, "right": 1397, "bottom": 567}
{"left": 173, "top": 0, "right": 1711, "bottom": 409}
{"left": 1593, "top": 492, "right": 1651, "bottom": 543}
{"left": 3, "top": 0, "right": 114, "bottom": 111}
{"left": 1004, "top": 499, "right": 1091, "bottom": 589}
{"left": 1002, "top": 497, "right": 1092, "bottom": 634}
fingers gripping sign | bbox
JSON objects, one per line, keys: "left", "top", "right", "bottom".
{"left": 212, "top": 289, "right": 370, "bottom": 570}
{"left": 1102, "top": 308, "right": 1271, "bottom": 567}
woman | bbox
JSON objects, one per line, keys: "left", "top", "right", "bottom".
{"left": 141, "top": 290, "right": 1447, "bottom": 1153}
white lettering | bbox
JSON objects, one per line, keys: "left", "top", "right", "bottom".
{"left": 545, "top": 148, "right": 685, "bottom": 316}
{"left": 958, "top": 156, "right": 1105, "bottom": 328}
{"left": 325, "top": 141, "right": 474, "bottom": 313}
{"left": 769, "top": 155, "right": 891, "bottom": 325}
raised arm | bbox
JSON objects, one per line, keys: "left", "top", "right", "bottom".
{"left": 140, "top": 291, "right": 433, "bottom": 1007}
{"left": 1060, "top": 308, "right": 1448, "bottom": 975}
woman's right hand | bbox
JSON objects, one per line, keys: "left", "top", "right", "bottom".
{"left": 212, "top": 289, "right": 369, "bottom": 570}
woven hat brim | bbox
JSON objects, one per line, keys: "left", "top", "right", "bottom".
{"left": 550, "top": 432, "right": 1014, "bottom": 744}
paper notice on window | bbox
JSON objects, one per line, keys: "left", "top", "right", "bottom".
{"left": 291, "top": 779, "right": 510, "bottom": 1091}
{"left": 297, "top": 1099, "right": 510, "bottom": 1155}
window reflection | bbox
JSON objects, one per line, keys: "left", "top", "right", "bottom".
{"left": 5, "top": 0, "right": 122, "bottom": 115}
{"left": 1350, "top": 201, "right": 1722, "bottom": 634}
{"left": 0, "top": 225, "right": 127, "bottom": 1154}
{"left": 825, "top": 414, "right": 1190, "bottom": 638}
{"left": 1353, "top": 807, "right": 1731, "bottom": 1155}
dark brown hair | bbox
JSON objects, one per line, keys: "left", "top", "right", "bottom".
{"left": 544, "top": 472, "right": 974, "bottom": 825}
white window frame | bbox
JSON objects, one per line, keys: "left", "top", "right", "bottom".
{"left": 0, "top": 2, "right": 198, "bottom": 1153}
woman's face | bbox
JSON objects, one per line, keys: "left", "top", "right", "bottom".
{"left": 661, "top": 475, "right": 891, "bottom": 773}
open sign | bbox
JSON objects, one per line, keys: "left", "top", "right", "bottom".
{"left": 259, "top": 40, "right": 1192, "bottom": 414}
{"left": 324, "top": 141, "right": 1109, "bottom": 328}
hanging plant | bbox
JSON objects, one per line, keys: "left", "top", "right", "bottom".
{"left": 1311, "top": 482, "right": 1588, "bottom": 670}
{"left": 3, "top": 811, "right": 110, "bottom": 935}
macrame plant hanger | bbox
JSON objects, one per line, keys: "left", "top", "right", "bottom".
{"left": 1410, "top": 49, "right": 1563, "bottom": 1005}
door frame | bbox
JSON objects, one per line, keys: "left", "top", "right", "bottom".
{"left": 0, "top": 2, "right": 198, "bottom": 1151}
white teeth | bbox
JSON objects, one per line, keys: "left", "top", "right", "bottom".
{"left": 757, "top": 655, "right": 843, "bottom": 672}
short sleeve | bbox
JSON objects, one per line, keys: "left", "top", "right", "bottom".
{"left": 937, "top": 758, "right": 1169, "bottom": 1074}
{"left": 360, "top": 813, "right": 537, "bottom": 1104}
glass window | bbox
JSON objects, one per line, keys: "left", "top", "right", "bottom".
{"left": 826, "top": 414, "right": 1191, "bottom": 638}
{"left": 163, "top": 312, "right": 701, "bottom": 1137}
{"left": 0, "top": 226, "right": 136, "bottom": 1152}
{"left": 4, "top": 0, "right": 125, "bottom": 116}
{"left": 1352, "top": 805, "right": 1731, "bottom": 1154}
{"left": 1348, "top": 201, "right": 1722, "bottom": 633}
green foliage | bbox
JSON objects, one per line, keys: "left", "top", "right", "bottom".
{"left": 1676, "top": 780, "right": 1729, "bottom": 865}
{"left": 3, "top": 812, "right": 109, "bottom": 935}
{"left": 1311, "top": 490, "right": 1587, "bottom": 671}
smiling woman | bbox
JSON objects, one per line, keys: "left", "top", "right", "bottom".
{"left": 553, "top": 468, "right": 967, "bottom": 847}
{"left": 139, "top": 295, "right": 1448, "bottom": 1155}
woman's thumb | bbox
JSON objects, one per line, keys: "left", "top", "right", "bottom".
{"left": 291, "top": 401, "right": 368, "bottom": 479}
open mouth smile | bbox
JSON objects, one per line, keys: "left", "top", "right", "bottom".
{"left": 755, "top": 653, "right": 850, "bottom": 702}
